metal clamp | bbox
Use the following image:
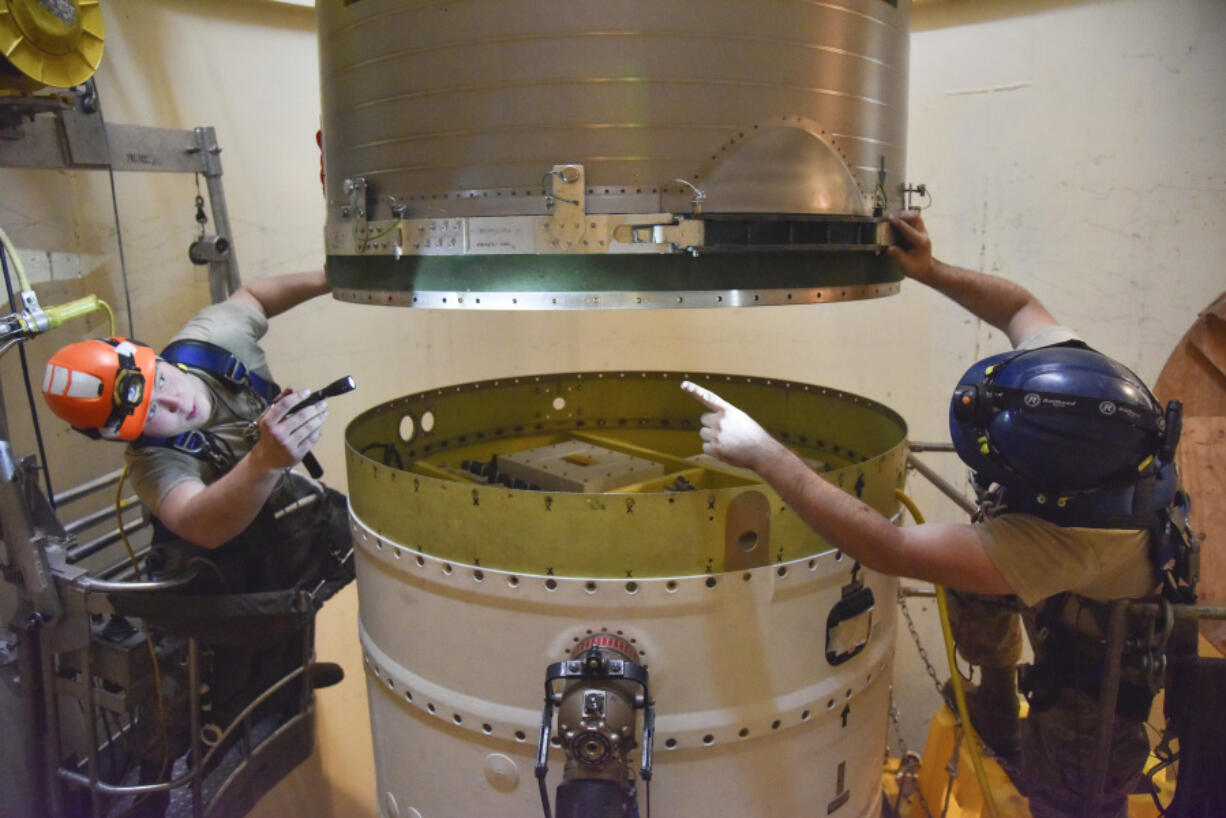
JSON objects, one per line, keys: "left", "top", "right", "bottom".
{"left": 543, "top": 164, "right": 587, "bottom": 249}
{"left": 342, "top": 176, "right": 369, "bottom": 220}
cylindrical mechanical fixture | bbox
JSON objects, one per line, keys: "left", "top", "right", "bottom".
{"left": 346, "top": 371, "right": 905, "bottom": 816}
{"left": 542, "top": 634, "right": 648, "bottom": 818}
{"left": 317, "top": 0, "right": 912, "bottom": 309}
{"left": 557, "top": 636, "right": 641, "bottom": 780}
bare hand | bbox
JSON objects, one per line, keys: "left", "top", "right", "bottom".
{"left": 887, "top": 209, "right": 936, "bottom": 282}
{"left": 680, "top": 380, "right": 781, "bottom": 471}
{"left": 248, "top": 388, "right": 328, "bottom": 472}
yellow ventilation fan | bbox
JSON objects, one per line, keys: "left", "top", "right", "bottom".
{"left": 0, "top": 0, "right": 104, "bottom": 92}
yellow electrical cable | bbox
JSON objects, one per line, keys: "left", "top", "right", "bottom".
{"left": 0, "top": 222, "right": 117, "bottom": 338}
{"left": 895, "top": 488, "right": 1001, "bottom": 818}
{"left": 97, "top": 298, "right": 116, "bottom": 337}
{"left": 0, "top": 223, "right": 34, "bottom": 292}
{"left": 354, "top": 217, "right": 401, "bottom": 252}
{"left": 0, "top": 225, "right": 117, "bottom": 338}
{"left": 115, "top": 465, "right": 141, "bottom": 571}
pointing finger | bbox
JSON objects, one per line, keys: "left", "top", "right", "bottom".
{"left": 681, "top": 380, "right": 729, "bottom": 411}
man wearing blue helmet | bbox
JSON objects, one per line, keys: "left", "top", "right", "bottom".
{"left": 683, "top": 210, "right": 1195, "bottom": 818}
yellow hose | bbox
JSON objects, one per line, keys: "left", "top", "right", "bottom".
{"left": 0, "top": 222, "right": 116, "bottom": 336}
{"left": 895, "top": 488, "right": 1001, "bottom": 818}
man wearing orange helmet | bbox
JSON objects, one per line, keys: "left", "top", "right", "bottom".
{"left": 43, "top": 269, "right": 352, "bottom": 817}
{"left": 44, "top": 270, "right": 334, "bottom": 550}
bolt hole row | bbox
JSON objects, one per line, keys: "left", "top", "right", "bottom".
{"left": 367, "top": 656, "right": 532, "bottom": 742}
{"left": 659, "top": 706, "right": 824, "bottom": 750}
{"left": 369, "top": 656, "right": 882, "bottom": 751}
{"left": 371, "top": 537, "right": 842, "bottom": 592}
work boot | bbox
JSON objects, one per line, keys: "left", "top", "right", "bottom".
{"left": 941, "top": 666, "right": 1021, "bottom": 764}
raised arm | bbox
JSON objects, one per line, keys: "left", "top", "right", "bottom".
{"left": 680, "top": 381, "right": 1014, "bottom": 595}
{"left": 230, "top": 269, "right": 330, "bottom": 319}
{"left": 887, "top": 210, "right": 1059, "bottom": 348}
{"left": 153, "top": 389, "right": 329, "bottom": 548}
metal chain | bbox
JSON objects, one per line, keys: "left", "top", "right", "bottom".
{"left": 898, "top": 591, "right": 950, "bottom": 700}
{"left": 194, "top": 173, "right": 208, "bottom": 238}
{"left": 888, "top": 692, "right": 937, "bottom": 818}
{"left": 973, "top": 725, "right": 1026, "bottom": 783}
{"left": 940, "top": 727, "right": 963, "bottom": 818}
{"left": 898, "top": 589, "right": 1028, "bottom": 786}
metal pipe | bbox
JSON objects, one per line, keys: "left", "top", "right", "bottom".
{"left": 206, "top": 711, "right": 310, "bottom": 816}
{"left": 73, "top": 569, "right": 200, "bottom": 595}
{"left": 906, "top": 452, "right": 977, "bottom": 516}
{"left": 17, "top": 617, "right": 49, "bottom": 816}
{"left": 189, "top": 638, "right": 203, "bottom": 818}
{"left": 63, "top": 496, "right": 140, "bottom": 536}
{"left": 40, "top": 624, "right": 64, "bottom": 816}
{"left": 66, "top": 517, "right": 149, "bottom": 564}
{"left": 0, "top": 458, "right": 63, "bottom": 620}
{"left": 194, "top": 127, "right": 241, "bottom": 300}
{"left": 1088, "top": 599, "right": 1129, "bottom": 815}
{"left": 1131, "top": 601, "right": 1226, "bottom": 621}
{"left": 64, "top": 664, "right": 315, "bottom": 800}
{"left": 51, "top": 469, "right": 124, "bottom": 507}
{"left": 81, "top": 631, "right": 103, "bottom": 817}
{"left": 299, "top": 596, "right": 313, "bottom": 716}
{"left": 907, "top": 441, "right": 957, "bottom": 453}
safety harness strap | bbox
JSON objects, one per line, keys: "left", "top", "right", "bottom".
{"left": 1151, "top": 489, "right": 1200, "bottom": 605}
{"left": 1021, "top": 593, "right": 1170, "bottom": 721}
{"left": 160, "top": 338, "right": 280, "bottom": 403}
{"left": 135, "top": 340, "right": 282, "bottom": 473}
{"left": 137, "top": 428, "right": 234, "bottom": 473}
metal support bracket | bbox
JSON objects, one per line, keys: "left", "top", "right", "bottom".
{"left": 543, "top": 164, "right": 587, "bottom": 250}
{"left": 0, "top": 98, "right": 242, "bottom": 302}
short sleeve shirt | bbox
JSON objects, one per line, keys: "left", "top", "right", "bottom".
{"left": 124, "top": 299, "right": 272, "bottom": 510}
{"left": 975, "top": 514, "right": 1158, "bottom": 607}
{"left": 1014, "top": 325, "right": 1083, "bottom": 351}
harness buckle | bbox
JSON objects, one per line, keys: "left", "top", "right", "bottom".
{"left": 171, "top": 430, "right": 232, "bottom": 473}
{"left": 223, "top": 357, "right": 250, "bottom": 389}
{"left": 172, "top": 430, "right": 210, "bottom": 456}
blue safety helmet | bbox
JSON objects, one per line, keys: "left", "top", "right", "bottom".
{"left": 949, "top": 344, "right": 1167, "bottom": 495}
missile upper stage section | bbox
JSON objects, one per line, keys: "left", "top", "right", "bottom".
{"left": 317, "top": 0, "right": 912, "bottom": 309}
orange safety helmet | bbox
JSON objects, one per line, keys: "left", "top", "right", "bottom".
{"left": 42, "top": 338, "right": 157, "bottom": 440}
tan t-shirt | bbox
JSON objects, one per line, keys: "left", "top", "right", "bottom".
{"left": 975, "top": 513, "right": 1158, "bottom": 607}
{"left": 124, "top": 299, "right": 272, "bottom": 511}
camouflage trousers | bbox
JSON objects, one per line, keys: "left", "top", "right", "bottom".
{"left": 947, "top": 591, "right": 1150, "bottom": 818}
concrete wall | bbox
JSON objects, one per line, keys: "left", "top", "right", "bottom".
{"left": 1, "top": 0, "right": 1222, "bottom": 814}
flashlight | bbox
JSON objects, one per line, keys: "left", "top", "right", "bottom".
{"left": 286, "top": 375, "right": 356, "bottom": 417}
{"left": 285, "top": 375, "right": 355, "bottom": 479}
